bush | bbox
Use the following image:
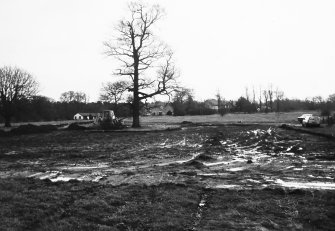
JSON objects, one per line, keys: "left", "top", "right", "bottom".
{"left": 11, "top": 124, "right": 57, "bottom": 135}
{"left": 67, "top": 123, "right": 87, "bottom": 130}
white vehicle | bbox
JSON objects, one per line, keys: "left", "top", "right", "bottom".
{"left": 297, "top": 114, "right": 312, "bottom": 123}
{"left": 302, "top": 115, "right": 321, "bottom": 127}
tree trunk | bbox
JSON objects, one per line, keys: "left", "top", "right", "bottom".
{"left": 132, "top": 86, "right": 141, "bottom": 127}
{"left": 132, "top": 57, "right": 141, "bottom": 128}
{"left": 132, "top": 100, "right": 140, "bottom": 128}
{"left": 114, "top": 103, "right": 118, "bottom": 116}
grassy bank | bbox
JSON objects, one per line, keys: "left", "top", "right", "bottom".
{"left": 1, "top": 178, "right": 334, "bottom": 230}
{"left": 0, "top": 178, "right": 200, "bottom": 231}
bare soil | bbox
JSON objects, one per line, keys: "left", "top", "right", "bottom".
{"left": 1, "top": 124, "right": 335, "bottom": 230}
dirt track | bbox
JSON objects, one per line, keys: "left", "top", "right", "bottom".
{"left": 1, "top": 124, "right": 335, "bottom": 230}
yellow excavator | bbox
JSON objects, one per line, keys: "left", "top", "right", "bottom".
{"left": 97, "top": 110, "right": 124, "bottom": 129}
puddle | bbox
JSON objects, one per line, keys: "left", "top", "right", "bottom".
{"left": 51, "top": 176, "right": 77, "bottom": 182}
{"left": 4, "top": 151, "right": 19, "bottom": 155}
{"left": 156, "top": 137, "right": 203, "bottom": 149}
{"left": 275, "top": 179, "right": 335, "bottom": 190}
{"left": 308, "top": 175, "right": 333, "bottom": 180}
{"left": 19, "top": 153, "right": 204, "bottom": 183}
{"left": 198, "top": 173, "right": 231, "bottom": 177}
{"left": 227, "top": 167, "right": 246, "bottom": 172}
{"left": 28, "top": 172, "right": 46, "bottom": 178}
{"left": 61, "top": 163, "right": 109, "bottom": 171}
{"left": 155, "top": 152, "right": 202, "bottom": 167}
{"left": 191, "top": 192, "right": 209, "bottom": 230}
{"left": 283, "top": 152, "right": 295, "bottom": 156}
{"left": 215, "top": 184, "right": 240, "bottom": 189}
{"left": 203, "top": 160, "right": 240, "bottom": 167}
{"left": 247, "top": 179, "right": 261, "bottom": 183}
{"left": 38, "top": 171, "right": 60, "bottom": 180}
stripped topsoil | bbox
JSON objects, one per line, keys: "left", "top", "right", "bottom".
{"left": 1, "top": 124, "right": 335, "bottom": 230}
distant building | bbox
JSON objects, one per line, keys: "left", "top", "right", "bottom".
{"left": 150, "top": 103, "right": 174, "bottom": 116}
{"left": 257, "top": 105, "right": 269, "bottom": 112}
{"left": 73, "top": 113, "right": 99, "bottom": 120}
{"left": 204, "top": 99, "right": 219, "bottom": 111}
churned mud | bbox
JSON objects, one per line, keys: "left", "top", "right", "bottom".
{"left": 1, "top": 124, "right": 335, "bottom": 230}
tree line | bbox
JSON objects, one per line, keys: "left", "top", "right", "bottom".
{"left": 1, "top": 64, "right": 335, "bottom": 127}
{"left": 170, "top": 87, "right": 335, "bottom": 116}
{"left": 0, "top": 94, "right": 132, "bottom": 125}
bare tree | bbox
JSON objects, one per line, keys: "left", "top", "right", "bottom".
{"left": 216, "top": 90, "right": 222, "bottom": 111}
{"left": 275, "top": 88, "right": 284, "bottom": 112}
{"left": 258, "top": 86, "right": 262, "bottom": 111}
{"left": 252, "top": 86, "right": 256, "bottom": 104}
{"left": 267, "top": 84, "right": 273, "bottom": 112}
{"left": 173, "top": 87, "right": 193, "bottom": 104}
{"left": 245, "top": 87, "right": 250, "bottom": 102}
{"left": 312, "top": 96, "right": 323, "bottom": 104}
{"left": 0, "top": 66, "right": 38, "bottom": 127}
{"left": 104, "top": 2, "right": 178, "bottom": 127}
{"left": 328, "top": 93, "right": 335, "bottom": 103}
{"left": 172, "top": 87, "right": 193, "bottom": 116}
{"left": 60, "top": 91, "right": 87, "bottom": 103}
{"left": 263, "top": 90, "right": 269, "bottom": 113}
{"left": 100, "top": 80, "right": 129, "bottom": 114}
{"left": 216, "top": 90, "right": 226, "bottom": 116}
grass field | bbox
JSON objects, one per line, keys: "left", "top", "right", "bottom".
{"left": 0, "top": 111, "right": 318, "bottom": 129}
{"left": 124, "top": 111, "right": 318, "bottom": 125}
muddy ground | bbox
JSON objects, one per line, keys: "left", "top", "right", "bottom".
{"left": 1, "top": 124, "right": 335, "bottom": 230}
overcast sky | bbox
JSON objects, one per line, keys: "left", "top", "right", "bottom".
{"left": 0, "top": 0, "right": 334, "bottom": 102}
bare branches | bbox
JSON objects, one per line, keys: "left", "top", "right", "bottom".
{"left": 138, "top": 52, "right": 178, "bottom": 100}
{"left": 0, "top": 66, "right": 39, "bottom": 127}
{"left": 104, "top": 2, "right": 177, "bottom": 127}
{"left": 100, "top": 80, "right": 129, "bottom": 104}
{"left": 0, "top": 66, "right": 38, "bottom": 102}
{"left": 60, "top": 91, "right": 87, "bottom": 103}
{"left": 104, "top": 2, "right": 167, "bottom": 80}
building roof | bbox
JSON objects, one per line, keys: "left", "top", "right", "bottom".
{"left": 75, "top": 112, "right": 99, "bottom": 116}
{"left": 204, "top": 99, "right": 218, "bottom": 106}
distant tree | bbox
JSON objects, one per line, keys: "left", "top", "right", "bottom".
{"left": 320, "top": 101, "right": 332, "bottom": 124}
{"left": 172, "top": 87, "right": 193, "bottom": 116}
{"left": 216, "top": 91, "right": 227, "bottom": 116}
{"left": 173, "top": 87, "right": 192, "bottom": 104}
{"left": 275, "top": 88, "right": 284, "bottom": 112}
{"left": 60, "top": 91, "right": 87, "bottom": 103}
{"left": 216, "top": 91, "right": 222, "bottom": 114}
{"left": 312, "top": 96, "right": 323, "bottom": 104}
{"left": 104, "top": 2, "right": 178, "bottom": 127}
{"left": 252, "top": 86, "right": 256, "bottom": 104}
{"left": 263, "top": 90, "right": 270, "bottom": 113}
{"left": 0, "top": 66, "right": 38, "bottom": 127}
{"left": 245, "top": 87, "right": 250, "bottom": 102}
{"left": 100, "top": 80, "right": 129, "bottom": 115}
{"left": 328, "top": 93, "right": 335, "bottom": 103}
{"left": 258, "top": 86, "right": 262, "bottom": 112}
{"left": 29, "top": 96, "right": 55, "bottom": 121}
{"left": 234, "top": 97, "right": 253, "bottom": 113}
{"left": 327, "top": 93, "right": 335, "bottom": 112}
{"left": 267, "top": 84, "right": 274, "bottom": 112}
